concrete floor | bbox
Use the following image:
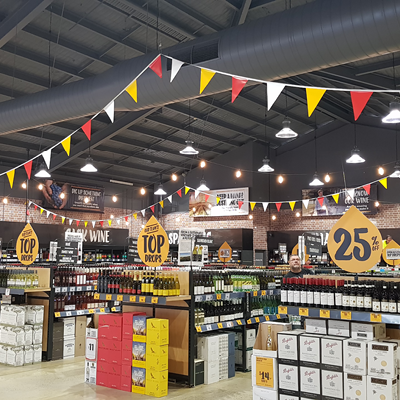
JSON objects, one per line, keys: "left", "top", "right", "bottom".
{"left": 0, "top": 357, "right": 253, "bottom": 399}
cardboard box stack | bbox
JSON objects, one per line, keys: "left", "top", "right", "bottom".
{"left": 235, "top": 328, "right": 256, "bottom": 371}
{"left": 85, "top": 322, "right": 98, "bottom": 385}
{"left": 0, "top": 305, "right": 43, "bottom": 366}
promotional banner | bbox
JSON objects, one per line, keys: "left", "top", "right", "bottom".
{"left": 189, "top": 187, "right": 249, "bottom": 217}
{"left": 178, "top": 228, "right": 205, "bottom": 265}
{"left": 41, "top": 180, "right": 104, "bottom": 212}
{"left": 302, "top": 184, "right": 377, "bottom": 216}
{"left": 16, "top": 223, "right": 39, "bottom": 265}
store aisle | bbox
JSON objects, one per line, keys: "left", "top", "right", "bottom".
{"left": 0, "top": 357, "right": 252, "bottom": 399}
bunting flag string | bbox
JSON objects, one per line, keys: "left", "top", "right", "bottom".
{"left": 149, "top": 55, "right": 162, "bottom": 79}
{"left": 351, "top": 91, "right": 373, "bottom": 120}
{"left": 302, "top": 199, "right": 309, "bottom": 209}
{"left": 170, "top": 59, "right": 184, "bottom": 82}
{"left": 61, "top": 137, "right": 71, "bottom": 156}
{"left": 24, "top": 161, "right": 32, "bottom": 180}
{"left": 126, "top": 80, "right": 137, "bottom": 103}
{"left": 200, "top": 69, "right": 215, "bottom": 94}
{"left": 306, "top": 88, "right": 326, "bottom": 117}
{"left": 6, "top": 170, "right": 14, "bottom": 189}
{"left": 289, "top": 201, "right": 296, "bottom": 211}
{"left": 267, "top": 82, "right": 285, "bottom": 111}
{"left": 276, "top": 203, "right": 282, "bottom": 212}
{"left": 379, "top": 178, "right": 388, "bottom": 189}
{"left": 232, "top": 77, "right": 248, "bottom": 103}
{"left": 104, "top": 101, "right": 114, "bottom": 123}
{"left": 42, "top": 149, "right": 51, "bottom": 169}
{"left": 81, "top": 120, "right": 92, "bottom": 141}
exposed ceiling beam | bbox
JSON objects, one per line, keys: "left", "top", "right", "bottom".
{"left": 233, "top": 0, "right": 252, "bottom": 25}
{"left": 0, "top": 0, "right": 53, "bottom": 48}
{"left": 249, "top": 0, "right": 277, "bottom": 10}
{"left": 355, "top": 55, "right": 400, "bottom": 77}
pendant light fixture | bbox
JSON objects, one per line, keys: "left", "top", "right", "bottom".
{"left": 154, "top": 173, "right": 167, "bottom": 195}
{"left": 383, "top": 54, "right": 400, "bottom": 124}
{"left": 80, "top": 156, "right": 97, "bottom": 172}
{"left": 276, "top": 90, "right": 298, "bottom": 138}
{"left": 309, "top": 122, "right": 324, "bottom": 186}
{"left": 259, "top": 89, "right": 275, "bottom": 172}
{"left": 390, "top": 126, "right": 400, "bottom": 177}
{"left": 180, "top": 100, "right": 199, "bottom": 155}
{"left": 197, "top": 178, "right": 209, "bottom": 191}
{"left": 34, "top": 162, "right": 51, "bottom": 178}
{"left": 346, "top": 125, "right": 365, "bottom": 164}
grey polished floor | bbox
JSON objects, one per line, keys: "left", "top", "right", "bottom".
{"left": 0, "top": 357, "right": 253, "bottom": 399}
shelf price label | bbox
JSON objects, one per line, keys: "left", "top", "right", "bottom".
{"left": 226, "top": 321, "right": 233, "bottom": 327}
{"left": 370, "top": 313, "right": 382, "bottom": 322}
{"left": 327, "top": 206, "right": 382, "bottom": 273}
{"left": 247, "top": 319, "right": 252, "bottom": 324}
{"left": 237, "top": 320, "right": 242, "bottom": 325}
{"left": 253, "top": 291, "right": 258, "bottom": 297}
{"left": 206, "top": 294, "right": 213, "bottom": 301}
{"left": 299, "top": 308, "right": 309, "bottom": 316}
{"left": 89, "top": 309, "right": 95, "bottom": 314}
{"left": 94, "top": 293, "right": 100, "bottom": 300}
{"left": 55, "top": 312, "right": 61, "bottom": 317}
{"left": 66, "top": 311, "right": 72, "bottom": 317}
{"left": 320, "top": 309, "right": 330, "bottom": 318}
{"left": 225, "top": 293, "right": 230, "bottom": 300}
{"left": 216, "top": 294, "right": 222, "bottom": 300}
{"left": 341, "top": 311, "right": 352, "bottom": 320}
{"left": 218, "top": 323, "right": 223, "bottom": 329}
{"left": 151, "top": 297, "right": 158, "bottom": 304}
{"left": 116, "top": 295, "right": 122, "bottom": 301}
{"left": 206, "top": 325, "right": 212, "bottom": 331}
{"left": 255, "top": 357, "right": 275, "bottom": 388}
{"left": 77, "top": 287, "right": 82, "bottom": 292}
{"left": 276, "top": 314, "right": 281, "bottom": 319}
{"left": 255, "top": 317, "right": 260, "bottom": 323}
{"left": 130, "top": 296, "right": 136, "bottom": 303}
{"left": 278, "top": 306, "right": 287, "bottom": 314}
{"left": 261, "top": 290, "right": 266, "bottom": 296}
{"left": 196, "top": 326, "right": 202, "bottom": 333}
{"left": 194, "top": 295, "right": 202, "bottom": 302}
{"left": 264, "top": 315, "right": 270, "bottom": 321}
{"left": 100, "top": 308, "right": 105, "bottom": 313}
{"left": 106, "top": 294, "right": 112, "bottom": 301}
{"left": 139, "top": 296, "right": 146, "bottom": 303}
{"left": 111, "top": 307, "right": 117, "bottom": 312}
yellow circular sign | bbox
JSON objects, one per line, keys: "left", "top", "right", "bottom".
{"left": 16, "top": 223, "right": 39, "bottom": 265}
{"left": 292, "top": 244, "right": 309, "bottom": 262}
{"left": 138, "top": 216, "right": 169, "bottom": 267}
{"left": 327, "top": 206, "right": 382, "bottom": 273}
{"left": 382, "top": 239, "right": 400, "bottom": 266}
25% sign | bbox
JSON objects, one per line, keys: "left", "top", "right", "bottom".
{"left": 327, "top": 206, "right": 382, "bottom": 273}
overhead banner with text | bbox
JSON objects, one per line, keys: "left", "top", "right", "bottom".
{"left": 189, "top": 187, "right": 249, "bottom": 217}
{"left": 302, "top": 184, "right": 377, "bottom": 217}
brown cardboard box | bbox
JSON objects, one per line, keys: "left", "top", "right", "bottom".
{"left": 75, "top": 316, "right": 87, "bottom": 338}
{"left": 75, "top": 335, "right": 85, "bottom": 357}
{"left": 253, "top": 321, "right": 292, "bottom": 358}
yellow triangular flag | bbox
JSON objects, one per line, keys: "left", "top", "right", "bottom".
{"left": 126, "top": 80, "right": 137, "bottom": 102}
{"left": 185, "top": 186, "right": 190, "bottom": 195}
{"left": 6, "top": 170, "right": 14, "bottom": 188}
{"left": 289, "top": 201, "right": 296, "bottom": 211}
{"left": 200, "top": 69, "right": 215, "bottom": 94}
{"left": 379, "top": 178, "right": 387, "bottom": 189}
{"left": 62, "top": 217, "right": 65, "bottom": 223}
{"left": 250, "top": 202, "right": 256, "bottom": 211}
{"left": 160, "top": 200, "right": 164, "bottom": 208}
{"left": 306, "top": 88, "right": 326, "bottom": 117}
{"left": 40, "top": 208, "right": 44, "bottom": 215}
{"left": 216, "top": 197, "right": 220, "bottom": 204}
{"left": 85, "top": 221, "right": 88, "bottom": 227}
{"left": 332, "top": 193, "right": 339, "bottom": 203}
{"left": 108, "top": 220, "right": 112, "bottom": 226}
{"left": 133, "top": 213, "right": 137, "bottom": 220}
{"left": 61, "top": 137, "right": 71, "bottom": 156}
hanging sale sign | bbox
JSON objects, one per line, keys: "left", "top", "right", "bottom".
{"left": 189, "top": 187, "right": 249, "bottom": 217}
{"left": 16, "top": 223, "right": 39, "bottom": 265}
{"left": 137, "top": 216, "right": 169, "bottom": 267}
{"left": 327, "top": 206, "right": 382, "bottom": 273}
{"left": 382, "top": 240, "right": 400, "bottom": 266}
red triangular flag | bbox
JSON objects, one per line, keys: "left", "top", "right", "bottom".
{"left": 82, "top": 120, "right": 92, "bottom": 141}
{"left": 205, "top": 194, "right": 209, "bottom": 202}
{"left": 363, "top": 184, "right": 371, "bottom": 195}
{"left": 318, "top": 197, "right": 324, "bottom": 207}
{"left": 350, "top": 91, "right": 373, "bottom": 120}
{"left": 177, "top": 189, "right": 182, "bottom": 197}
{"left": 232, "top": 77, "right": 248, "bottom": 103}
{"left": 150, "top": 205, "right": 155, "bottom": 213}
{"left": 276, "top": 203, "right": 282, "bottom": 212}
{"left": 100, "top": 221, "right": 104, "bottom": 227}
{"left": 124, "top": 216, "right": 128, "bottom": 222}
{"left": 34, "top": 205, "right": 37, "bottom": 211}
{"left": 26, "top": 210, "right": 30, "bottom": 216}
{"left": 76, "top": 220, "right": 80, "bottom": 227}
{"left": 53, "top": 214, "right": 56, "bottom": 220}
{"left": 149, "top": 55, "right": 162, "bottom": 78}
{"left": 24, "top": 160, "right": 32, "bottom": 180}
{"left": 238, "top": 201, "right": 244, "bottom": 209}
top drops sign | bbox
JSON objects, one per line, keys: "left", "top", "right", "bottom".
{"left": 137, "top": 216, "right": 169, "bottom": 268}
{"left": 16, "top": 223, "right": 39, "bottom": 265}
{"left": 327, "top": 206, "right": 382, "bottom": 273}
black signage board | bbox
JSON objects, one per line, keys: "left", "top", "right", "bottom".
{"left": 166, "top": 230, "right": 179, "bottom": 246}
{"left": 304, "top": 232, "right": 322, "bottom": 257}
{"left": 127, "top": 237, "right": 141, "bottom": 263}
{"left": 57, "top": 241, "right": 78, "bottom": 263}
{"left": 195, "top": 237, "right": 214, "bottom": 245}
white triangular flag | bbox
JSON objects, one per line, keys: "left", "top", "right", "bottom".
{"left": 141, "top": 209, "right": 145, "bottom": 217}
{"left": 104, "top": 101, "right": 114, "bottom": 123}
{"left": 302, "top": 199, "right": 309, "bottom": 209}
{"left": 170, "top": 59, "right": 184, "bottom": 82}
{"left": 42, "top": 149, "right": 52, "bottom": 169}
{"left": 92, "top": 221, "right": 95, "bottom": 228}
{"left": 195, "top": 190, "right": 199, "bottom": 198}
{"left": 46, "top": 211, "right": 50, "bottom": 218}
{"left": 167, "top": 195, "right": 172, "bottom": 203}
{"left": 347, "top": 188, "right": 355, "bottom": 199}
{"left": 262, "top": 202, "right": 269, "bottom": 211}
{"left": 267, "top": 82, "right": 285, "bottom": 110}
{"left": 28, "top": 201, "right": 32, "bottom": 207}
{"left": 69, "top": 218, "right": 73, "bottom": 225}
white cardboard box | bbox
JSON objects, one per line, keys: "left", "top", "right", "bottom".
{"left": 321, "top": 369, "right": 343, "bottom": 399}
{"left": 300, "top": 365, "right": 321, "bottom": 397}
{"left": 321, "top": 336, "right": 343, "bottom": 371}
{"left": 219, "top": 356, "right": 228, "bottom": 380}
{"left": 0, "top": 305, "right": 25, "bottom": 326}
{"left": 344, "top": 373, "right": 367, "bottom": 400}
{"left": 299, "top": 334, "right": 321, "bottom": 366}
{"left": 277, "top": 330, "right": 304, "bottom": 364}
{"left": 63, "top": 338, "right": 75, "bottom": 359}
{"left": 32, "top": 324, "right": 43, "bottom": 345}
{"left": 85, "top": 361, "right": 97, "bottom": 384}
{"left": 204, "top": 360, "right": 219, "bottom": 384}
{"left": 253, "top": 386, "right": 278, "bottom": 400}
{"left": 198, "top": 335, "right": 219, "bottom": 362}
{"left": 33, "top": 344, "right": 41, "bottom": 363}
{"left": 368, "top": 341, "right": 397, "bottom": 378}
{"left": 305, "top": 319, "right": 327, "bottom": 335}
{"left": 351, "top": 322, "right": 386, "bottom": 340}
{"left": 367, "top": 375, "right": 397, "bottom": 400}
{"left": 0, "top": 344, "right": 7, "bottom": 363}
{"left": 278, "top": 364, "right": 299, "bottom": 393}
{"left": 24, "top": 325, "right": 33, "bottom": 346}
{"left": 6, "top": 345, "right": 24, "bottom": 366}
{"left": 253, "top": 322, "right": 292, "bottom": 358}
{"left": 344, "top": 338, "right": 370, "bottom": 375}
{"left": 24, "top": 345, "right": 33, "bottom": 365}
{"left": 379, "top": 339, "right": 400, "bottom": 368}
{"left": 251, "top": 355, "right": 277, "bottom": 390}
{"left": 281, "top": 396, "right": 300, "bottom": 400}
{"left": 328, "top": 320, "right": 350, "bottom": 337}
{"left": 25, "top": 305, "right": 44, "bottom": 325}
{"left": 63, "top": 317, "right": 75, "bottom": 339}
{"left": 8, "top": 326, "right": 25, "bottom": 346}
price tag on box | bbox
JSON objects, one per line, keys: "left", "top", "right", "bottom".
{"left": 86, "top": 337, "right": 97, "bottom": 362}
{"left": 255, "top": 357, "right": 275, "bottom": 388}
{"left": 299, "top": 308, "right": 309, "bottom": 316}
{"left": 320, "top": 309, "right": 330, "bottom": 318}
{"left": 370, "top": 313, "right": 382, "bottom": 322}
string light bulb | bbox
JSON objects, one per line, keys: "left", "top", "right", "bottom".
{"left": 60, "top": 193, "right": 65, "bottom": 199}
{"left": 84, "top": 197, "right": 89, "bottom": 203}
{"left": 375, "top": 201, "right": 380, "bottom": 207}
{"left": 296, "top": 212, "right": 301, "bottom": 217}
{"left": 112, "top": 195, "right": 117, "bottom": 202}
{"left": 171, "top": 174, "right": 178, "bottom": 181}
{"left": 110, "top": 215, "right": 114, "bottom": 219}
{"left": 21, "top": 182, "right": 27, "bottom": 189}
{"left": 272, "top": 215, "right": 276, "bottom": 220}
{"left": 140, "top": 188, "right": 146, "bottom": 195}
{"left": 3, "top": 198, "right": 8, "bottom": 204}
{"left": 378, "top": 167, "right": 385, "bottom": 176}
{"left": 278, "top": 175, "right": 284, "bottom": 184}
{"left": 249, "top": 214, "right": 253, "bottom": 220}
{"left": 38, "top": 184, "right": 43, "bottom": 190}
{"left": 235, "top": 170, "right": 242, "bottom": 178}
{"left": 324, "top": 174, "right": 331, "bottom": 183}
{"left": 200, "top": 160, "right": 206, "bottom": 168}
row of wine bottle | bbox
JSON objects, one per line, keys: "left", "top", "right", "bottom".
{"left": 281, "top": 278, "right": 400, "bottom": 313}
{"left": 54, "top": 292, "right": 106, "bottom": 312}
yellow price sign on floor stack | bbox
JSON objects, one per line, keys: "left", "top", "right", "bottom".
{"left": 255, "top": 357, "right": 275, "bottom": 388}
